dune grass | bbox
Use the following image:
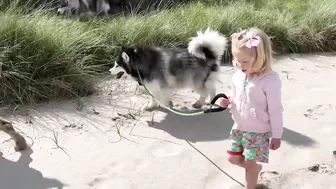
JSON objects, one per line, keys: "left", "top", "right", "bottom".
{"left": 0, "top": 0, "right": 336, "bottom": 106}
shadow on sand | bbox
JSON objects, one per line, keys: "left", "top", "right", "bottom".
{"left": 148, "top": 108, "right": 317, "bottom": 147}
{"left": 0, "top": 147, "right": 66, "bottom": 189}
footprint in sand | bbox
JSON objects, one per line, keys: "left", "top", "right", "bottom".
{"left": 132, "top": 158, "right": 150, "bottom": 173}
{"left": 150, "top": 144, "right": 182, "bottom": 157}
{"left": 281, "top": 70, "right": 295, "bottom": 81}
{"left": 105, "top": 160, "right": 148, "bottom": 175}
{"left": 308, "top": 163, "right": 335, "bottom": 174}
{"left": 87, "top": 159, "right": 150, "bottom": 188}
{"left": 259, "top": 171, "right": 281, "bottom": 188}
{"left": 87, "top": 177, "right": 103, "bottom": 187}
{"left": 300, "top": 67, "right": 319, "bottom": 73}
{"left": 260, "top": 171, "right": 280, "bottom": 181}
{"left": 303, "top": 104, "right": 323, "bottom": 120}
{"left": 87, "top": 177, "right": 132, "bottom": 189}
{"left": 260, "top": 163, "right": 336, "bottom": 189}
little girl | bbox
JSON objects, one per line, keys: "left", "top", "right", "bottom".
{"left": 220, "top": 28, "right": 284, "bottom": 189}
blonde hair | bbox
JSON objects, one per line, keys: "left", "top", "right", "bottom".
{"left": 231, "top": 27, "right": 273, "bottom": 75}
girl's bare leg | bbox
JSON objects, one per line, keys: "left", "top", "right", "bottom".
{"left": 228, "top": 155, "right": 262, "bottom": 189}
{"left": 228, "top": 154, "right": 246, "bottom": 168}
{"left": 244, "top": 160, "right": 262, "bottom": 189}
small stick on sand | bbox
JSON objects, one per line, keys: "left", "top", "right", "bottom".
{"left": 0, "top": 117, "right": 27, "bottom": 151}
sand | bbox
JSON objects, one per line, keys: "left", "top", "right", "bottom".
{"left": 1, "top": 53, "right": 336, "bottom": 189}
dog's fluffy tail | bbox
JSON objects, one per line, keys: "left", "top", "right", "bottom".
{"left": 188, "top": 27, "right": 228, "bottom": 61}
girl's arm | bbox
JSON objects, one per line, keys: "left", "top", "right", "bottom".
{"left": 227, "top": 80, "right": 236, "bottom": 109}
{"left": 229, "top": 72, "right": 238, "bottom": 104}
{"left": 264, "top": 74, "right": 284, "bottom": 139}
{"left": 229, "top": 83, "right": 236, "bottom": 100}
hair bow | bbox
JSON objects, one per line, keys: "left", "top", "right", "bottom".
{"left": 245, "top": 31, "right": 260, "bottom": 48}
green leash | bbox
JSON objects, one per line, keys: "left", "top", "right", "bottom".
{"left": 141, "top": 84, "right": 228, "bottom": 116}
{"left": 136, "top": 68, "right": 228, "bottom": 116}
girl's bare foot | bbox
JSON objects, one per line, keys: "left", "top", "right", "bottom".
{"left": 245, "top": 162, "right": 263, "bottom": 189}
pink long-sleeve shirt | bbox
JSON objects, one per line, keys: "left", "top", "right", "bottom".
{"left": 228, "top": 69, "right": 284, "bottom": 138}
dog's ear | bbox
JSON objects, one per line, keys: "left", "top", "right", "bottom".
{"left": 121, "top": 46, "right": 126, "bottom": 51}
{"left": 121, "top": 52, "right": 130, "bottom": 64}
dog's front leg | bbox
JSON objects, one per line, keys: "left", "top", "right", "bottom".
{"left": 142, "top": 88, "right": 172, "bottom": 111}
{"left": 159, "top": 89, "right": 173, "bottom": 109}
{"left": 141, "top": 85, "right": 160, "bottom": 111}
{"left": 193, "top": 90, "right": 207, "bottom": 109}
{"left": 142, "top": 96, "right": 159, "bottom": 111}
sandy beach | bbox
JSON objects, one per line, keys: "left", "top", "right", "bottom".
{"left": 1, "top": 53, "right": 336, "bottom": 189}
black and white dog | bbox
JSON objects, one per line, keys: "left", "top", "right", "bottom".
{"left": 109, "top": 28, "right": 228, "bottom": 111}
{"left": 57, "top": 0, "right": 110, "bottom": 17}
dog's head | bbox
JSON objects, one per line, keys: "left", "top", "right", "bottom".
{"left": 57, "top": 0, "right": 69, "bottom": 14}
{"left": 109, "top": 46, "right": 143, "bottom": 83}
{"left": 108, "top": 60, "right": 128, "bottom": 80}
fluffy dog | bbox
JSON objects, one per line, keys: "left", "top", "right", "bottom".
{"left": 57, "top": 0, "right": 110, "bottom": 17}
{"left": 109, "top": 28, "right": 228, "bottom": 111}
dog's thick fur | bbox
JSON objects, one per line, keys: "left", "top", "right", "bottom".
{"left": 109, "top": 28, "right": 228, "bottom": 111}
{"left": 57, "top": 0, "right": 110, "bottom": 17}
{"left": 0, "top": 117, "right": 27, "bottom": 151}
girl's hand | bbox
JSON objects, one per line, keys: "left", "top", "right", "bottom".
{"left": 220, "top": 98, "right": 231, "bottom": 108}
{"left": 270, "top": 138, "right": 281, "bottom": 150}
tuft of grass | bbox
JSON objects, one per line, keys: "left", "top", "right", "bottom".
{"left": 0, "top": 0, "right": 59, "bottom": 12}
{"left": 1, "top": 0, "right": 336, "bottom": 106}
{"left": 0, "top": 11, "right": 113, "bottom": 106}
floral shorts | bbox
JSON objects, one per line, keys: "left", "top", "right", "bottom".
{"left": 227, "top": 129, "right": 270, "bottom": 163}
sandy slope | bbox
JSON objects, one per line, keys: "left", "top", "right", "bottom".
{"left": 1, "top": 53, "right": 336, "bottom": 189}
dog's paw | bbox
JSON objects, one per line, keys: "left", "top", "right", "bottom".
{"left": 163, "top": 101, "right": 173, "bottom": 109}
{"left": 142, "top": 106, "right": 156, "bottom": 111}
{"left": 168, "top": 101, "right": 173, "bottom": 108}
{"left": 192, "top": 102, "right": 204, "bottom": 109}
{"left": 142, "top": 104, "right": 159, "bottom": 111}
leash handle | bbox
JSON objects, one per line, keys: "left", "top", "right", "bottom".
{"left": 203, "top": 93, "right": 228, "bottom": 113}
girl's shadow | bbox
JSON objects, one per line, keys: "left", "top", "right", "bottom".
{"left": 147, "top": 107, "right": 234, "bottom": 142}
{"left": 148, "top": 107, "right": 317, "bottom": 147}
{"left": 0, "top": 147, "right": 66, "bottom": 189}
